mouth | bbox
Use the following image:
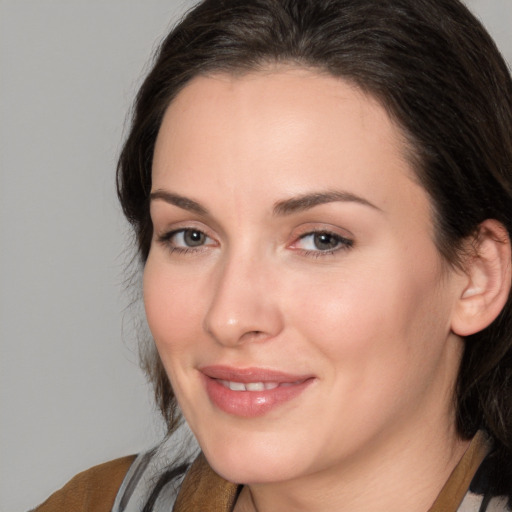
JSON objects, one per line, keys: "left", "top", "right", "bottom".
{"left": 217, "top": 379, "right": 305, "bottom": 391}
{"left": 199, "top": 366, "right": 314, "bottom": 417}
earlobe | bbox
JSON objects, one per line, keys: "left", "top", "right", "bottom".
{"left": 451, "top": 219, "right": 512, "bottom": 337}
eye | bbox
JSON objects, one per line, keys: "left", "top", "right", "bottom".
{"left": 157, "top": 228, "right": 215, "bottom": 253}
{"left": 294, "top": 231, "right": 353, "bottom": 254}
{"left": 175, "top": 229, "right": 208, "bottom": 247}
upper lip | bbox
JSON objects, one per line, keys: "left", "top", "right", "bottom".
{"left": 199, "top": 365, "right": 312, "bottom": 383}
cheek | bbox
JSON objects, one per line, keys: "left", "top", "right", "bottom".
{"left": 143, "top": 258, "right": 206, "bottom": 356}
{"left": 143, "top": 259, "right": 213, "bottom": 415}
{"left": 287, "top": 261, "right": 395, "bottom": 353}
{"left": 288, "top": 253, "right": 454, "bottom": 392}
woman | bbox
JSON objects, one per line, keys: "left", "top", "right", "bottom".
{"left": 34, "top": 0, "right": 512, "bottom": 510}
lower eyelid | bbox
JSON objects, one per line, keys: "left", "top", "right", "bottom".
{"left": 166, "top": 246, "right": 206, "bottom": 255}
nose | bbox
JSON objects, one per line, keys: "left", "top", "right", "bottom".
{"left": 203, "top": 253, "right": 284, "bottom": 347}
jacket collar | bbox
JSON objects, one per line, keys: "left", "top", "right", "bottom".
{"left": 173, "top": 453, "right": 240, "bottom": 512}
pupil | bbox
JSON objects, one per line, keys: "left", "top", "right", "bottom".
{"left": 314, "top": 233, "right": 337, "bottom": 250}
{"left": 185, "top": 230, "right": 205, "bottom": 246}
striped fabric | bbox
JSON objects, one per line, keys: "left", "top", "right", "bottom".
{"left": 112, "top": 423, "right": 198, "bottom": 512}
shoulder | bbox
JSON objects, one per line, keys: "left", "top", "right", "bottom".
{"left": 466, "top": 440, "right": 512, "bottom": 511}
{"left": 31, "top": 455, "right": 136, "bottom": 512}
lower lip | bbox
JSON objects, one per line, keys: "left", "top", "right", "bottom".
{"left": 202, "top": 375, "right": 313, "bottom": 417}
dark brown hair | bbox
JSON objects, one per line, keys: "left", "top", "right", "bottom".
{"left": 117, "top": 0, "right": 512, "bottom": 450}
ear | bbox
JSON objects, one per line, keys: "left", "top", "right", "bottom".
{"left": 451, "top": 219, "right": 512, "bottom": 337}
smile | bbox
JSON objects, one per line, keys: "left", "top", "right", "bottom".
{"left": 218, "top": 380, "right": 303, "bottom": 391}
{"left": 200, "top": 366, "right": 314, "bottom": 417}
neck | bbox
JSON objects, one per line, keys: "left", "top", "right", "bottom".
{"left": 234, "top": 423, "right": 470, "bottom": 512}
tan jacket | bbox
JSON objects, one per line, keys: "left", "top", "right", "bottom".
{"left": 32, "top": 455, "right": 136, "bottom": 512}
{"left": 32, "top": 453, "right": 239, "bottom": 512}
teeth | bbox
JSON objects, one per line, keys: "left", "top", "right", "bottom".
{"left": 219, "top": 380, "right": 282, "bottom": 391}
{"left": 228, "top": 381, "right": 246, "bottom": 391}
{"left": 246, "top": 382, "right": 265, "bottom": 391}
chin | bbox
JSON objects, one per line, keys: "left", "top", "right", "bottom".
{"left": 208, "top": 454, "right": 298, "bottom": 485}
{"left": 198, "top": 430, "right": 313, "bottom": 485}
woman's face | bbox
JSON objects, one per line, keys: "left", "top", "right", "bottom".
{"left": 144, "top": 68, "right": 465, "bottom": 484}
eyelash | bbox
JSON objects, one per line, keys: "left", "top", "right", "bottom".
{"left": 157, "top": 228, "right": 216, "bottom": 255}
{"left": 156, "top": 228, "right": 354, "bottom": 257}
{"left": 293, "top": 230, "right": 354, "bottom": 258}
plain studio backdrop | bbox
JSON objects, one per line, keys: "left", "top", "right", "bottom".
{"left": 0, "top": 1, "right": 511, "bottom": 511}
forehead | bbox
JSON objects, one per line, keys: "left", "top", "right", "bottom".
{"left": 156, "top": 68, "right": 405, "bottom": 160}
{"left": 152, "top": 67, "right": 426, "bottom": 220}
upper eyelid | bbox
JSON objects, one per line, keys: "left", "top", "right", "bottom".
{"left": 293, "top": 231, "right": 353, "bottom": 246}
{"left": 158, "top": 227, "right": 214, "bottom": 242}
{"left": 155, "top": 221, "right": 214, "bottom": 237}
{"left": 151, "top": 211, "right": 226, "bottom": 240}
{"left": 291, "top": 222, "right": 354, "bottom": 240}
{"left": 298, "top": 230, "right": 352, "bottom": 241}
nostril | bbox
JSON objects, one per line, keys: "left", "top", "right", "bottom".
{"left": 241, "top": 330, "right": 266, "bottom": 342}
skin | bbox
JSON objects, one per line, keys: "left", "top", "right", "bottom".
{"left": 144, "top": 68, "right": 471, "bottom": 511}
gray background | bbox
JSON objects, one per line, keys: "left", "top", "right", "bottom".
{"left": 0, "top": 1, "right": 510, "bottom": 511}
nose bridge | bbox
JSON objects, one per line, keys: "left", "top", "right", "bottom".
{"left": 204, "top": 246, "right": 283, "bottom": 346}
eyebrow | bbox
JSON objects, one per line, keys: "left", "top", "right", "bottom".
{"left": 272, "top": 190, "right": 381, "bottom": 216}
{"left": 149, "top": 188, "right": 380, "bottom": 217}
{"left": 150, "top": 190, "right": 209, "bottom": 216}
